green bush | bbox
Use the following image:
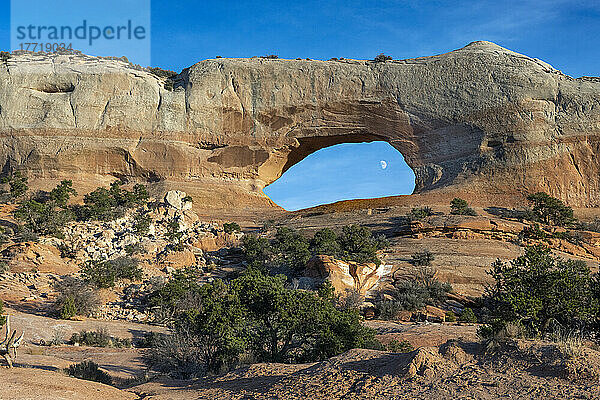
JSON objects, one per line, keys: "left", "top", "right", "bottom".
{"left": 145, "top": 268, "right": 375, "bottom": 377}
{"left": 376, "top": 300, "right": 404, "bottom": 320}
{"left": 75, "top": 181, "right": 148, "bottom": 221}
{"left": 165, "top": 219, "right": 185, "bottom": 251}
{"left": 133, "top": 211, "right": 152, "bottom": 236}
{"left": 223, "top": 222, "right": 241, "bottom": 234}
{"left": 53, "top": 277, "right": 99, "bottom": 319}
{"left": 59, "top": 296, "right": 78, "bottom": 320}
{"left": 0, "top": 299, "right": 6, "bottom": 327}
{"left": 378, "top": 266, "right": 452, "bottom": 315}
{"left": 482, "top": 245, "right": 598, "bottom": 336}
{"left": 65, "top": 361, "right": 112, "bottom": 385}
{"left": 81, "top": 257, "right": 142, "bottom": 288}
{"left": 373, "top": 53, "right": 393, "bottom": 62}
{"left": 459, "top": 307, "right": 477, "bottom": 323}
{"left": 445, "top": 310, "right": 457, "bottom": 322}
{"left": 386, "top": 339, "right": 413, "bottom": 352}
{"left": 450, "top": 198, "right": 477, "bottom": 216}
{"left": 70, "top": 328, "right": 132, "bottom": 348}
{"left": 526, "top": 192, "right": 574, "bottom": 226}
{"left": 409, "top": 206, "right": 433, "bottom": 220}
{"left": 0, "top": 171, "right": 28, "bottom": 200}
{"left": 411, "top": 250, "right": 434, "bottom": 267}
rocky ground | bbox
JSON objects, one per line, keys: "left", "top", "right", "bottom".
{"left": 3, "top": 196, "right": 600, "bottom": 399}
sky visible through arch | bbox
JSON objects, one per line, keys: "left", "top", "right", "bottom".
{"left": 0, "top": 1, "right": 599, "bottom": 208}
{"left": 263, "top": 142, "right": 415, "bottom": 211}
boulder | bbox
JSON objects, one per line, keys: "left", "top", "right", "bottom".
{"left": 304, "top": 255, "right": 389, "bottom": 296}
{"left": 164, "top": 191, "right": 192, "bottom": 211}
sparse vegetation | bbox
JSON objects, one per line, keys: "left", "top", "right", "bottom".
{"left": 411, "top": 249, "right": 434, "bottom": 267}
{"left": 165, "top": 219, "right": 185, "bottom": 251}
{"left": 0, "top": 299, "right": 6, "bottom": 327}
{"left": 450, "top": 198, "right": 477, "bottom": 216}
{"left": 64, "top": 361, "right": 112, "bottom": 385}
{"left": 81, "top": 256, "right": 143, "bottom": 288}
{"left": 223, "top": 222, "right": 241, "bottom": 234}
{"left": 53, "top": 276, "right": 99, "bottom": 319}
{"left": 409, "top": 206, "right": 433, "bottom": 220}
{"left": 445, "top": 310, "right": 457, "bottom": 322}
{"left": 377, "top": 265, "right": 452, "bottom": 317}
{"left": 385, "top": 339, "right": 413, "bottom": 353}
{"left": 70, "top": 328, "right": 132, "bottom": 348}
{"left": 459, "top": 307, "right": 477, "bottom": 323}
{"left": 373, "top": 53, "right": 393, "bottom": 62}
{"left": 261, "top": 54, "right": 279, "bottom": 59}
{"left": 0, "top": 171, "right": 28, "bottom": 201}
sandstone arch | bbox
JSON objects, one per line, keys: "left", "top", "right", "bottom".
{"left": 1, "top": 42, "right": 600, "bottom": 213}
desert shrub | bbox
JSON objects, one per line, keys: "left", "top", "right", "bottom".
{"left": 373, "top": 53, "right": 392, "bottom": 62}
{"left": 147, "top": 66, "right": 177, "bottom": 79}
{"left": 411, "top": 250, "right": 434, "bottom": 266}
{"left": 75, "top": 181, "right": 148, "bottom": 221}
{"left": 64, "top": 361, "right": 112, "bottom": 385}
{"left": 519, "top": 223, "right": 548, "bottom": 241}
{"left": 273, "top": 227, "right": 311, "bottom": 274}
{"left": 482, "top": 245, "right": 598, "bottom": 337}
{"left": 377, "top": 300, "right": 404, "bottom": 320}
{"left": 70, "top": 328, "right": 132, "bottom": 348}
{"left": 450, "top": 198, "right": 477, "bottom": 216}
{"left": 310, "top": 228, "right": 341, "bottom": 256}
{"left": 445, "top": 310, "right": 457, "bottom": 322}
{"left": 133, "top": 210, "right": 152, "bottom": 236}
{"left": 165, "top": 219, "right": 185, "bottom": 252}
{"left": 135, "top": 331, "right": 161, "bottom": 348}
{"left": 147, "top": 267, "right": 203, "bottom": 322}
{"left": 0, "top": 299, "right": 6, "bottom": 327}
{"left": 337, "top": 225, "right": 388, "bottom": 266}
{"left": 53, "top": 277, "right": 99, "bottom": 318}
{"left": 379, "top": 266, "right": 452, "bottom": 314}
{"left": 386, "top": 339, "right": 413, "bottom": 352}
{"left": 337, "top": 289, "right": 364, "bottom": 311}
{"left": 526, "top": 192, "right": 574, "bottom": 226}
{"left": 14, "top": 200, "right": 74, "bottom": 238}
{"left": 409, "top": 206, "right": 433, "bottom": 220}
{"left": 81, "top": 256, "right": 142, "bottom": 288}
{"left": 391, "top": 279, "right": 431, "bottom": 311}
{"left": 0, "top": 171, "right": 28, "bottom": 201}
{"left": 48, "top": 180, "right": 77, "bottom": 207}
{"left": 0, "top": 51, "right": 10, "bottom": 62}
{"left": 261, "top": 54, "right": 278, "bottom": 59}
{"left": 223, "top": 222, "right": 241, "bottom": 234}
{"left": 145, "top": 268, "right": 375, "bottom": 377}
{"left": 459, "top": 307, "right": 477, "bottom": 323}
{"left": 124, "top": 243, "right": 144, "bottom": 256}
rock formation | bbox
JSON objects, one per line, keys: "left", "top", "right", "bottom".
{"left": 305, "top": 255, "right": 389, "bottom": 296}
{"left": 1, "top": 42, "right": 600, "bottom": 212}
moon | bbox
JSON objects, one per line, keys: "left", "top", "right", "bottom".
{"left": 380, "top": 160, "right": 387, "bottom": 169}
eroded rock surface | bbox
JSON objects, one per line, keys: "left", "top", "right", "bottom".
{"left": 2, "top": 41, "right": 600, "bottom": 212}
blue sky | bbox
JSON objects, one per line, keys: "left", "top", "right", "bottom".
{"left": 1, "top": 1, "right": 599, "bottom": 209}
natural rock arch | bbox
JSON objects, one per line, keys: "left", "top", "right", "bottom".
{"left": 1, "top": 41, "right": 600, "bottom": 213}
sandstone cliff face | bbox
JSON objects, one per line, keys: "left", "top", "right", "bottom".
{"left": 1, "top": 41, "right": 600, "bottom": 211}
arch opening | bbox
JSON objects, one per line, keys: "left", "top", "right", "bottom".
{"left": 263, "top": 141, "right": 416, "bottom": 211}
